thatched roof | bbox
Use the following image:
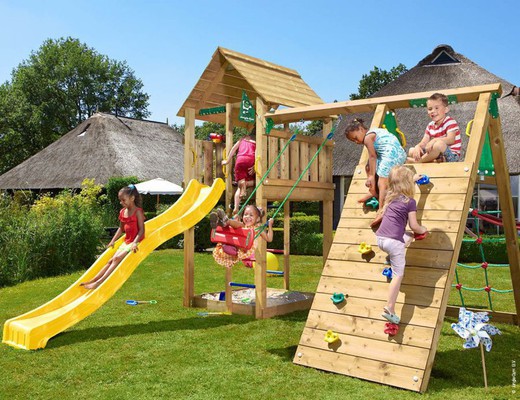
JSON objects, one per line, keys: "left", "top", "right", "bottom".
{"left": 334, "top": 45, "right": 520, "bottom": 175}
{"left": 177, "top": 47, "right": 323, "bottom": 124}
{"left": 0, "top": 113, "right": 184, "bottom": 190}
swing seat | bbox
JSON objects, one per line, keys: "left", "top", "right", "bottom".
{"left": 211, "top": 226, "right": 255, "bottom": 251}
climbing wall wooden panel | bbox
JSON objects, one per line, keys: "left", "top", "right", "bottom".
{"left": 293, "top": 162, "right": 474, "bottom": 392}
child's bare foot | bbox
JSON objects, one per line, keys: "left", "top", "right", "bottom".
{"left": 83, "top": 282, "right": 99, "bottom": 290}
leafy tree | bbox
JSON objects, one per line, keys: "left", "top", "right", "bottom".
{"left": 350, "top": 63, "right": 407, "bottom": 100}
{"left": 0, "top": 37, "right": 150, "bottom": 174}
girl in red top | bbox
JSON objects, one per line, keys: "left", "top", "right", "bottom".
{"left": 81, "top": 184, "right": 145, "bottom": 290}
{"left": 222, "top": 128, "right": 256, "bottom": 215}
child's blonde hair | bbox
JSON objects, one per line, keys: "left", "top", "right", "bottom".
{"left": 384, "top": 166, "right": 415, "bottom": 208}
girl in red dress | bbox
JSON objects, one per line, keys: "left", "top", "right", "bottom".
{"left": 81, "top": 184, "right": 145, "bottom": 289}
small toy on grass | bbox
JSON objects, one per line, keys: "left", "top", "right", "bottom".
{"left": 126, "top": 300, "right": 158, "bottom": 306}
{"left": 451, "top": 307, "right": 501, "bottom": 388}
{"left": 384, "top": 322, "right": 399, "bottom": 336}
{"left": 197, "top": 311, "right": 232, "bottom": 317}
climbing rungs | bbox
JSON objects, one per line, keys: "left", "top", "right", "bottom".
{"left": 300, "top": 327, "right": 430, "bottom": 369}
{"left": 334, "top": 228, "right": 458, "bottom": 250}
{"left": 294, "top": 345, "right": 424, "bottom": 392}
{"left": 312, "top": 293, "right": 439, "bottom": 328}
{"left": 305, "top": 309, "right": 435, "bottom": 349}
{"left": 327, "top": 243, "right": 452, "bottom": 269}
{"left": 349, "top": 177, "right": 472, "bottom": 195}
{"left": 343, "top": 193, "right": 467, "bottom": 210}
{"left": 352, "top": 162, "right": 473, "bottom": 179}
{"left": 340, "top": 208, "right": 464, "bottom": 221}
{"left": 318, "top": 276, "right": 444, "bottom": 308}
{"left": 324, "top": 260, "right": 448, "bottom": 288}
{"left": 338, "top": 217, "right": 460, "bottom": 232}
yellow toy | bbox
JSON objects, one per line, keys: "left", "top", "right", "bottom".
{"left": 358, "top": 242, "right": 372, "bottom": 254}
{"left": 324, "top": 330, "right": 340, "bottom": 343}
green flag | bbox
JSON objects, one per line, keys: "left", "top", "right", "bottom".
{"left": 239, "top": 90, "right": 255, "bottom": 123}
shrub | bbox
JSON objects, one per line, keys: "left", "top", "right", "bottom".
{"left": 0, "top": 180, "right": 105, "bottom": 287}
{"left": 459, "top": 235, "right": 520, "bottom": 264}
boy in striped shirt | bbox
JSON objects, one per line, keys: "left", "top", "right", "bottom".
{"left": 408, "top": 93, "right": 461, "bottom": 163}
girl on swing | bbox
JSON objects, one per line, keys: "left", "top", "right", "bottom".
{"left": 210, "top": 205, "right": 274, "bottom": 269}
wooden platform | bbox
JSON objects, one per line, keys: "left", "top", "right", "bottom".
{"left": 193, "top": 288, "right": 314, "bottom": 318}
{"left": 293, "top": 162, "right": 474, "bottom": 392}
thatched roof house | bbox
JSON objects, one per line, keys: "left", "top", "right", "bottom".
{"left": 334, "top": 44, "right": 520, "bottom": 176}
{"left": 0, "top": 113, "right": 184, "bottom": 190}
{"left": 332, "top": 44, "right": 519, "bottom": 227}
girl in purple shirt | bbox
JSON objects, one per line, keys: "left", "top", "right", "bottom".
{"left": 376, "top": 166, "right": 428, "bottom": 324}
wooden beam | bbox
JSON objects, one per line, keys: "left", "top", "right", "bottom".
{"left": 225, "top": 103, "right": 234, "bottom": 213}
{"left": 265, "top": 83, "right": 502, "bottom": 124}
{"left": 488, "top": 116, "right": 520, "bottom": 323}
{"left": 284, "top": 201, "right": 290, "bottom": 290}
{"left": 254, "top": 98, "right": 267, "bottom": 319}
{"left": 183, "top": 108, "right": 196, "bottom": 307}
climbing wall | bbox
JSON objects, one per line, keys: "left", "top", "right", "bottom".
{"left": 293, "top": 161, "right": 475, "bottom": 392}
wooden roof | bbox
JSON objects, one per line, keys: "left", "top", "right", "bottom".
{"left": 177, "top": 47, "right": 323, "bottom": 124}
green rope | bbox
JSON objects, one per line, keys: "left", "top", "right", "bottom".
{"left": 451, "top": 284, "right": 513, "bottom": 294}
{"left": 255, "top": 119, "right": 340, "bottom": 239}
{"left": 455, "top": 269, "right": 465, "bottom": 307}
{"left": 457, "top": 262, "right": 510, "bottom": 269}
{"left": 236, "top": 132, "right": 297, "bottom": 217}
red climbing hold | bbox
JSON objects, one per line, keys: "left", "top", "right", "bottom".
{"left": 384, "top": 322, "right": 399, "bottom": 336}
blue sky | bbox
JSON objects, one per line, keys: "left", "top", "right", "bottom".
{"left": 1, "top": 0, "right": 519, "bottom": 125}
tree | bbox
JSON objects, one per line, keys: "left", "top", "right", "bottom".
{"left": 350, "top": 63, "right": 407, "bottom": 100}
{"left": 0, "top": 37, "right": 150, "bottom": 174}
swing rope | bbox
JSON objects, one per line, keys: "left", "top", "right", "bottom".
{"left": 254, "top": 118, "right": 341, "bottom": 239}
{"left": 236, "top": 132, "right": 298, "bottom": 217}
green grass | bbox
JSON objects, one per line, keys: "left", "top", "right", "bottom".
{"left": 1, "top": 250, "right": 518, "bottom": 399}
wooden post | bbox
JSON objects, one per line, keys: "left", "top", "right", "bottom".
{"left": 254, "top": 98, "right": 267, "bottom": 318}
{"left": 225, "top": 268, "right": 233, "bottom": 313}
{"left": 359, "top": 104, "right": 388, "bottom": 165}
{"left": 480, "top": 342, "right": 488, "bottom": 389}
{"left": 284, "top": 201, "right": 290, "bottom": 290}
{"left": 225, "top": 103, "right": 234, "bottom": 214}
{"left": 322, "top": 119, "right": 334, "bottom": 262}
{"left": 488, "top": 116, "right": 520, "bottom": 323}
{"left": 183, "top": 108, "right": 196, "bottom": 307}
{"left": 420, "top": 92, "right": 492, "bottom": 392}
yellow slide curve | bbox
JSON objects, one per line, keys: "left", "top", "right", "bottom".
{"left": 3, "top": 178, "right": 225, "bottom": 350}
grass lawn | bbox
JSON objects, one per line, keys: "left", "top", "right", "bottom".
{"left": 1, "top": 249, "right": 518, "bottom": 399}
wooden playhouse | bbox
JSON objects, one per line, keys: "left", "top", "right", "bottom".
{"left": 177, "top": 47, "right": 520, "bottom": 392}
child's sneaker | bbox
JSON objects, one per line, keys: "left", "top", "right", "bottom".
{"left": 216, "top": 208, "right": 228, "bottom": 227}
{"left": 382, "top": 307, "right": 400, "bottom": 324}
{"left": 209, "top": 212, "right": 219, "bottom": 229}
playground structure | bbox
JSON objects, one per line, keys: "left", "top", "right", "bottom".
{"left": 2, "top": 179, "right": 224, "bottom": 350}
{"left": 2, "top": 47, "right": 519, "bottom": 394}
{"left": 177, "top": 47, "right": 334, "bottom": 318}
{"left": 263, "top": 83, "right": 519, "bottom": 392}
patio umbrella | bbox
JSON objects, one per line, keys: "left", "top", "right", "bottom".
{"left": 135, "top": 178, "right": 183, "bottom": 206}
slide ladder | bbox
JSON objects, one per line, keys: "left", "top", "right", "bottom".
{"left": 3, "top": 178, "right": 225, "bottom": 350}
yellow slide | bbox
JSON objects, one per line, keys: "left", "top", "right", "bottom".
{"left": 3, "top": 178, "right": 225, "bottom": 350}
